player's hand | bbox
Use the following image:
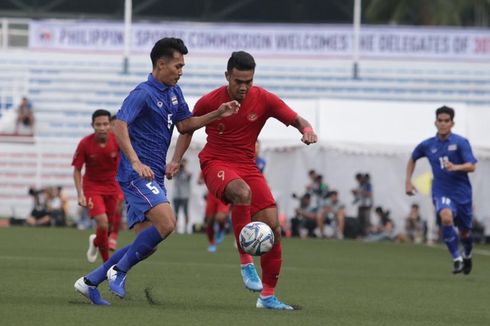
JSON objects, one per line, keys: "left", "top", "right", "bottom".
{"left": 165, "top": 161, "right": 181, "bottom": 180}
{"left": 405, "top": 183, "right": 417, "bottom": 196}
{"left": 444, "top": 160, "right": 457, "bottom": 171}
{"left": 78, "top": 194, "right": 87, "bottom": 207}
{"left": 301, "top": 128, "right": 317, "bottom": 145}
{"left": 218, "top": 101, "right": 240, "bottom": 117}
{"left": 132, "top": 160, "right": 154, "bottom": 180}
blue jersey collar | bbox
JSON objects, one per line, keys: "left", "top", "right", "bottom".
{"left": 148, "top": 73, "right": 169, "bottom": 91}
{"left": 436, "top": 132, "right": 454, "bottom": 143}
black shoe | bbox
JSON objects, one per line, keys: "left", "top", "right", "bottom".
{"left": 452, "top": 260, "right": 463, "bottom": 274}
{"left": 463, "top": 257, "right": 472, "bottom": 275}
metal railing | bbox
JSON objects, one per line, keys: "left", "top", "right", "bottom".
{"left": 0, "top": 18, "right": 29, "bottom": 49}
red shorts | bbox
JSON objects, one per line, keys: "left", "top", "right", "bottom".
{"left": 205, "top": 192, "right": 230, "bottom": 217}
{"left": 85, "top": 193, "right": 118, "bottom": 221}
{"left": 200, "top": 160, "right": 275, "bottom": 216}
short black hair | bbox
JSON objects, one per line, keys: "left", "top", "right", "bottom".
{"left": 436, "top": 106, "right": 455, "bottom": 121}
{"left": 227, "top": 51, "right": 256, "bottom": 72}
{"left": 92, "top": 109, "right": 111, "bottom": 123}
{"left": 150, "top": 37, "right": 188, "bottom": 68}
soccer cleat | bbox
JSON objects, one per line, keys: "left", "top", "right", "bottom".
{"left": 108, "top": 237, "right": 117, "bottom": 251}
{"left": 86, "top": 234, "right": 98, "bottom": 263}
{"left": 452, "top": 259, "right": 464, "bottom": 274}
{"left": 107, "top": 265, "right": 127, "bottom": 298}
{"left": 207, "top": 244, "right": 217, "bottom": 253}
{"left": 256, "top": 296, "right": 294, "bottom": 310}
{"left": 216, "top": 230, "right": 225, "bottom": 244}
{"left": 240, "top": 263, "right": 263, "bottom": 292}
{"left": 74, "top": 277, "right": 110, "bottom": 305}
{"left": 463, "top": 257, "right": 472, "bottom": 275}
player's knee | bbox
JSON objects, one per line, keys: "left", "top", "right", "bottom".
{"left": 226, "top": 181, "right": 251, "bottom": 204}
{"left": 155, "top": 216, "right": 176, "bottom": 237}
{"left": 439, "top": 209, "right": 453, "bottom": 225}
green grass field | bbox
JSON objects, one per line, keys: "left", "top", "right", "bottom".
{"left": 1, "top": 227, "right": 489, "bottom": 326}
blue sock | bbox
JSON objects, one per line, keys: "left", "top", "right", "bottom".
{"left": 86, "top": 245, "right": 130, "bottom": 286}
{"left": 116, "top": 226, "right": 164, "bottom": 272}
{"left": 442, "top": 225, "right": 461, "bottom": 260}
{"left": 461, "top": 234, "right": 473, "bottom": 258}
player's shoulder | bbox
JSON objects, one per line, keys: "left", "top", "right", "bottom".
{"left": 197, "top": 86, "right": 227, "bottom": 105}
{"left": 449, "top": 133, "right": 469, "bottom": 143}
{"left": 80, "top": 133, "right": 95, "bottom": 144}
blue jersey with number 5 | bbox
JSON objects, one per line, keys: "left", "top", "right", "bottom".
{"left": 116, "top": 74, "right": 192, "bottom": 184}
{"left": 411, "top": 133, "right": 477, "bottom": 204}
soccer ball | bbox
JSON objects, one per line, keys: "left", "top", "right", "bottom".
{"left": 239, "top": 221, "right": 275, "bottom": 256}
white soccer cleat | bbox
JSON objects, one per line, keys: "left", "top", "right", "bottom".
{"left": 74, "top": 277, "right": 110, "bottom": 305}
{"left": 86, "top": 234, "right": 98, "bottom": 263}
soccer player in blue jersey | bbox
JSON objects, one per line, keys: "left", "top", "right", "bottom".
{"left": 74, "top": 37, "right": 239, "bottom": 305}
{"left": 405, "top": 106, "right": 477, "bottom": 274}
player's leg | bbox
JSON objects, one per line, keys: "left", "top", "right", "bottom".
{"left": 436, "top": 197, "right": 462, "bottom": 273}
{"left": 336, "top": 208, "right": 346, "bottom": 239}
{"left": 106, "top": 178, "right": 175, "bottom": 298}
{"left": 201, "top": 161, "right": 258, "bottom": 289}
{"left": 182, "top": 198, "right": 190, "bottom": 234}
{"left": 248, "top": 172, "right": 294, "bottom": 310}
{"left": 86, "top": 194, "right": 110, "bottom": 263}
{"left": 109, "top": 196, "right": 124, "bottom": 251}
{"left": 214, "top": 208, "right": 228, "bottom": 245}
{"left": 456, "top": 202, "right": 473, "bottom": 275}
{"left": 205, "top": 195, "right": 217, "bottom": 252}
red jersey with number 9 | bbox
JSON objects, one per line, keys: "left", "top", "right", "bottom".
{"left": 72, "top": 132, "right": 119, "bottom": 194}
{"left": 195, "top": 86, "right": 297, "bottom": 165}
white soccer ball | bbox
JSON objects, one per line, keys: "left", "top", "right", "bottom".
{"left": 239, "top": 221, "right": 275, "bottom": 256}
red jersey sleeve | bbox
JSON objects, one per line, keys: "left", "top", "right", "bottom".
{"left": 265, "top": 90, "right": 298, "bottom": 126}
{"left": 193, "top": 95, "right": 210, "bottom": 117}
{"left": 72, "top": 138, "right": 86, "bottom": 169}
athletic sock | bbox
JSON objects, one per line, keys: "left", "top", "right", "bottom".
{"left": 231, "top": 205, "right": 254, "bottom": 264}
{"left": 94, "top": 226, "right": 109, "bottom": 262}
{"left": 461, "top": 234, "right": 473, "bottom": 258}
{"left": 442, "top": 225, "right": 461, "bottom": 260}
{"left": 116, "top": 225, "right": 164, "bottom": 272}
{"left": 85, "top": 244, "right": 130, "bottom": 285}
{"left": 260, "top": 240, "right": 282, "bottom": 297}
{"left": 206, "top": 221, "right": 215, "bottom": 244}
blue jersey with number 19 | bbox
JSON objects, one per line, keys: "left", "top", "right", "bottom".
{"left": 116, "top": 73, "right": 192, "bottom": 184}
{"left": 411, "top": 133, "right": 477, "bottom": 204}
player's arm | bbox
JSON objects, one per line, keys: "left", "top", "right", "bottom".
{"left": 405, "top": 158, "right": 417, "bottom": 196}
{"left": 112, "top": 119, "right": 155, "bottom": 181}
{"left": 175, "top": 100, "right": 239, "bottom": 134}
{"left": 166, "top": 133, "right": 194, "bottom": 179}
{"left": 444, "top": 161, "right": 476, "bottom": 172}
{"left": 73, "top": 167, "right": 86, "bottom": 206}
{"left": 290, "top": 115, "right": 317, "bottom": 145}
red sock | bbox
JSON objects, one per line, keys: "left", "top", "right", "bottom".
{"left": 260, "top": 240, "right": 282, "bottom": 297}
{"left": 94, "top": 226, "right": 109, "bottom": 262}
{"left": 231, "top": 205, "right": 254, "bottom": 265}
{"left": 206, "top": 221, "right": 215, "bottom": 244}
{"left": 111, "top": 211, "right": 121, "bottom": 240}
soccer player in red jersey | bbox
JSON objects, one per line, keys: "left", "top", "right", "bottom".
{"left": 72, "top": 109, "right": 120, "bottom": 263}
{"left": 168, "top": 51, "right": 317, "bottom": 310}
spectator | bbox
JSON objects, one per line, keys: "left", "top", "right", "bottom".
{"left": 352, "top": 173, "right": 373, "bottom": 237}
{"left": 15, "top": 97, "right": 34, "bottom": 134}
{"left": 173, "top": 158, "right": 192, "bottom": 234}
{"left": 291, "top": 193, "right": 318, "bottom": 238}
{"left": 317, "top": 190, "right": 346, "bottom": 239}
{"left": 365, "top": 206, "right": 395, "bottom": 242}
{"left": 25, "top": 187, "right": 50, "bottom": 226}
{"left": 46, "top": 186, "right": 67, "bottom": 227}
{"left": 404, "top": 204, "right": 425, "bottom": 243}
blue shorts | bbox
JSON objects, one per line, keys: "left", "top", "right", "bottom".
{"left": 119, "top": 177, "right": 168, "bottom": 229}
{"left": 433, "top": 196, "right": 472, "bottom": 230}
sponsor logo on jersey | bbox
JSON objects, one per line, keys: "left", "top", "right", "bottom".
{"left": 157, "top": 101, "right": 163, "bottom": 108}
{"left": 431, "top": 147, "right": 437, "bottom": 153}
{"left": 448, "top": 144, "right": 457, "bottom": 151}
